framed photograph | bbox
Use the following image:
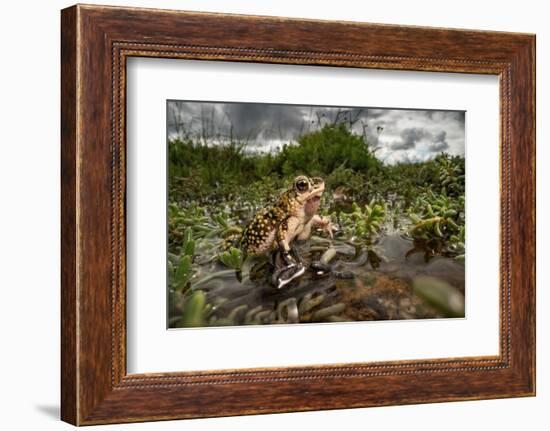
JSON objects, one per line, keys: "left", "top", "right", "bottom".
{"left": 61, "top": 4, "right": 536, "bottom": 425}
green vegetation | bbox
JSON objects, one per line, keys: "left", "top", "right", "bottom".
{"left": 338, "top": 200, "right": 386, "bottom": 245}
{"left": 168, "top": 124, "right": 466, "bottom": 327}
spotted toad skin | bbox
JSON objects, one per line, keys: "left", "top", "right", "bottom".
{"left": 241, "top": 176, "right": 331, "bottom": 255}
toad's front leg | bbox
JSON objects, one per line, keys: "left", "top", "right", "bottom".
{"left": 298, "top": 215, "right": 337, "bottom": 241}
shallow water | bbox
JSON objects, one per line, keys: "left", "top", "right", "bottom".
{"left": 169, "top": 233, "right": 465, "bottom": 327}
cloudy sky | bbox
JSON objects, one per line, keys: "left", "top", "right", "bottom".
{"left": 167, "top": 100, "right": 465, "bottom": 165}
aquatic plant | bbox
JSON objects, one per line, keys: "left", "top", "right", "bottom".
{"left": 449, "top": 225, "right": 466, "bottom": 261}
{"left": 435, "top": 153, "right": 465, "bottom": 196}
{"left": 168, "top": 202, "right": 243, "bottom": 250}
{"left": 168, "top": 228, "right": 196, "bottom": 294}
{"left": 408, "top": 191, "right": 464, "bottom": 243}
{"left": 168, "top": 203, "right": 206, "bottom": 248}
{"left": 218, "top": 246, "right": 244, "bottom": 270}
{"left": 339, "top": 200, "right": 386, "bottom": 244}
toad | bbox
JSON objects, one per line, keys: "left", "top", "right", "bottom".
{"left": 241, "top": 176, "right": 336, "bottom": 288}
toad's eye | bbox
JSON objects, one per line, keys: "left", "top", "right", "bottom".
{"left": 295, "top": 178, "right": 309, "bottom": 192}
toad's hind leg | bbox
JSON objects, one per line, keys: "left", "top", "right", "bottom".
{"left": 274, "top": 217, "right": 305, "bottom": 289}
{"left": 276, "top": 217, "right": 302, "bottom": 259}
{"left": 275, "top": 219, "right": 291, "bottom": 252}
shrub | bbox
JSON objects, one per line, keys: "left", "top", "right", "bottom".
{"left": 276, "top": 124, "right": 381, "bottom": 177}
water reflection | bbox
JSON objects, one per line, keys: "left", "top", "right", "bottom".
{"left": 169, "top": 233, "right": 465, "bottom": 328}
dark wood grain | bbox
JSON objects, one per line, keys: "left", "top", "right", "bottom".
{"left": 60, "top": 6, "right": 78, "bottom": 425}
{"left": 61, "top": 4, "right": 536, "bottom": 425}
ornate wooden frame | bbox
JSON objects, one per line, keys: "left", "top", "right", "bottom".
{"left": 61, "top": 4, "right": 536, "bottom": 425}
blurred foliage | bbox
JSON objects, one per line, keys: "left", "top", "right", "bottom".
{"left": 173, "top": 290, "right": 208, "bottom": 328}
{"left": 413, "top": 276, "right": 465, "bottom": 318}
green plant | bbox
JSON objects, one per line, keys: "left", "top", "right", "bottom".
{"left": 325, "top": 163, "right": 368, "bottom": 202}
{"left": 408, "top": 191, "right": 463, "bottom": 240}
{"left": 435, "top": 153, "right": 465, "bottom": 196}
{"left": 413, "top": 276, "right": 465, "bottom": 318}
{"left": 168, "top": 203, "right": 242, "bottom": 251}
{"left": 174, "top": 290, "right": 208, "bottom": 328}
{"left": 405, "top": 189, "right": 465, "bottom": 260}
{"left": 449, "top": 225, "right": 465, "bottom": 261}
{"left": 278, "top": 124, "right": 381, "bottom": 176}
{"left": 168, "top": 228, "right": 196, "bottom": 294}
{"left": 165, "top": 121, "right": 467, "bottom": 327}
{"left": 218, "top": 247, "right": 244, "bottom": 270}
{"left": 339, "top": 200, "right": 386, "bottom": 244}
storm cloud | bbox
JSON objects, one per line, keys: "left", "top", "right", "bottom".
{"left": 390, "top": 128, "right": 430, "bottom": 150}
{"left": 167, "top": 100, "right": 465, "bottom": 164}
{"left": 428, "top": 130, "right": 450, "bottom": 152}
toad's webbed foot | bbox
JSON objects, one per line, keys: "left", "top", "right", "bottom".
{"left": 273, "top": 265, "right": 305, "bottom": 289}
{"left": 272, "top": 250, "right": 306, "bottom": 289}
{"left": 289, "top": 244, "right": 307, "bottom": 266}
